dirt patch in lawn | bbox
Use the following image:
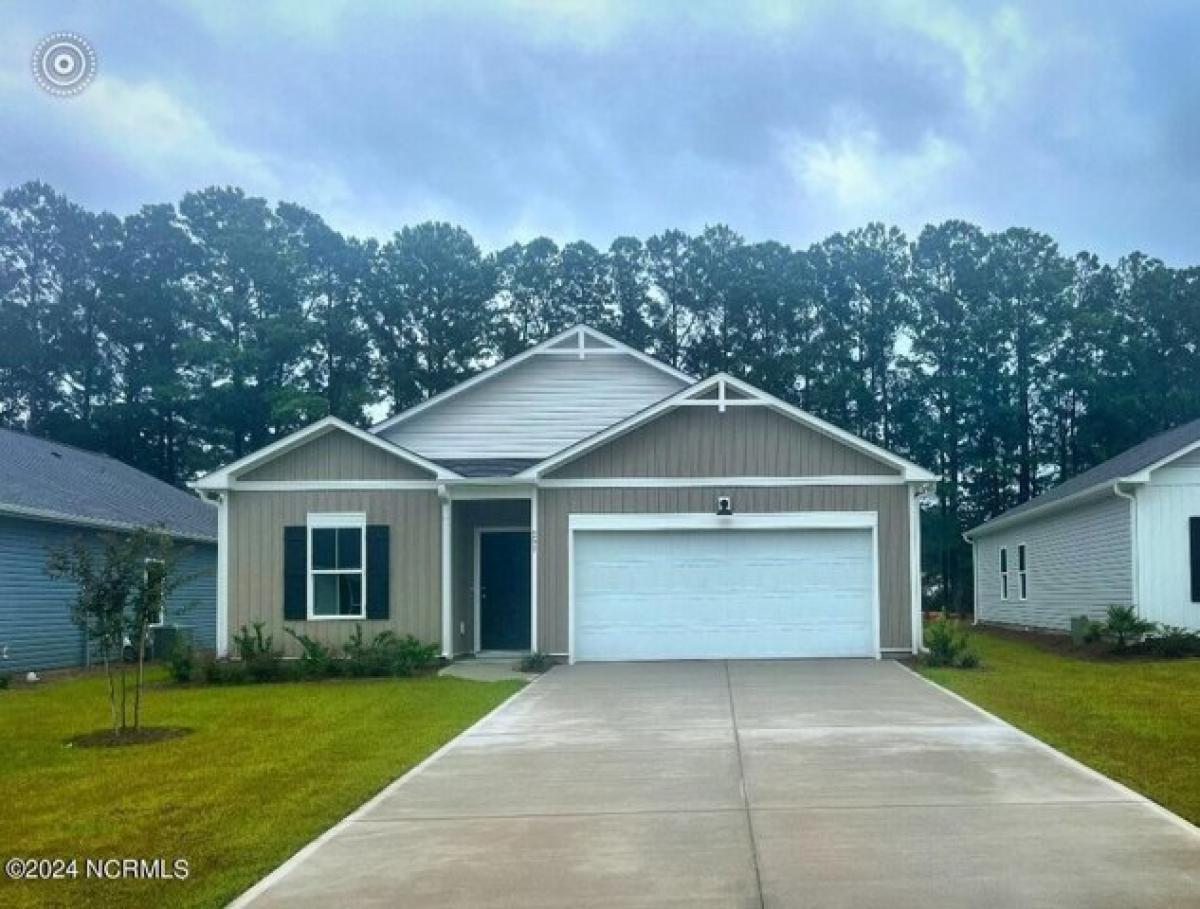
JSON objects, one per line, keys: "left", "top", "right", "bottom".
{"left": 67, "top": 726, "right": 193, "bottom": 748}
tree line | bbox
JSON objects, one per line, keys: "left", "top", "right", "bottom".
{"left": 3, "top": 180, "right": 1198, "bottom": 610}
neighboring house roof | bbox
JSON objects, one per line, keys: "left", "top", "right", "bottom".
{"left": 434, "top": 458, "right": 541, "bottom": 478}
{"left": 0, "top": 428, "right": 216, "bottom": 542}
{"left": 523, "top": 372, "right": 937, "bottom": 482}
{"left": 192, "top": 416, "right": 457, "bottom": 491}
{"left": 968, "top": 417, "right": 1200, "bottom": 537}
{"left": 369, "top": 324, "right": 693, "bottom": 437}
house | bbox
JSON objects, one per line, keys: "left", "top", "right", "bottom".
{"left": 0, "top": 429, "right": 218, "bottom": 673}
{"left": 966, "top": 419, "right": 1200, "bottom": 633}
{"left": 193, "top": 325, "right": 935, "bottom": 663}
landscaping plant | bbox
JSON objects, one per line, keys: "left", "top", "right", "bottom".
{"left": 47, "top": 527, "right": 190, "bottom": 735}
{"left": 1098, "top": 604, "right": 1156, "bottom": 650}
{"left": 922, "top": 616, "right": 981, "bottom": 668}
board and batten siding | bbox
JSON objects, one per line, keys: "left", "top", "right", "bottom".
{"left": 239, "top": 429, "right": 434, "bottom": 481}
{"left": 1135, "top": 450, "right": 1200, "bottom": 630}
{"left": 0, "top": 515, "right": 216, "bottom": 673}
{"left": 974, "top": 493, "right": 1132, "bottom": 631}
{"left": 226, "top": 490, "right": 441, "bottom": 655}
{"left": 546, "top": 406, "right": 900, "bottom": 479}
{"left": 536, "top": 485, "right": 912, "bottom": 654}
{"left": 377, "top": 352, "right": 687, "bottom": 459}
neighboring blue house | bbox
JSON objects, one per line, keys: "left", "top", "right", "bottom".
{"left": 0, "top": 429, "right": 217, "bottom": 673}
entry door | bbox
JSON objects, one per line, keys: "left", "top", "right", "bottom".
{"left": 572, "top": 527, "right": 876, "bottom": 661}
{"left": 478, "top": 530, "right": 532, "bottom": 651}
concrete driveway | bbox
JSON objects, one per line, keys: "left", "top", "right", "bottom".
{"left": 235, "top": 660, "right": 1200, "bottom": 908}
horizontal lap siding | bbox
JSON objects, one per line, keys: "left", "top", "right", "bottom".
{"left": 227, "top": 490, "right": 441, "bottom": 656}
{"left": 240, "top": 430, "right": 433, "bottom": 481}
{"left": 547, "top": 407, "right": 899, "bottom": 478}
{"left": 380, "top": 354, "right": 687, "bottom": 459}
{"left": 974, "top": 493, "right": 1132, "bottom": 631}
{"left": 537, "top": 486, "right": 911, "bottom": 653}
{"left": 0, "top": 516, "right": 216, "bottom": 672}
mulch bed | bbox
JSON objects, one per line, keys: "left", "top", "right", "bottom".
{"left": 67, "top": 726, "right": 192, "bottom": 748}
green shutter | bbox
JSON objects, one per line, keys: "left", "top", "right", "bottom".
{"left": 366, "top": 525, "right": 390, "bottom": 620}
{"left": 283, "top": 526, "right": 307, "bottom": 621}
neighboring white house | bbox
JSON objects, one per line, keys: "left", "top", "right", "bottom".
{"left": 966, "top": 419, "right": 1200, "bottom": 633}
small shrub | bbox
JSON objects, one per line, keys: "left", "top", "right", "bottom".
{"left": 518, "top": 652, "right": 554, "bottom": 673}
{"left": 391, "top": 634, "right": 441, "bottom": 676}
{"left": 232, "top": 622, "right": 275, "bottom": 660}
{"left": 167, "top": 638, "right": 195, "bottom": 683}
{"left": 285, "top": 628, "right": 339, "bottom": 677}
{"left": 1142, "top": 625, "right": 1200, "bottom": 659}
{"left": 1099, "top": 604, "right": 1156, "bottom": 650}
{"left": 922, "top": 617, "right": 981, "bottom": 669}
{"left": 0, "top": 672, "right": 11, "bottom": 690}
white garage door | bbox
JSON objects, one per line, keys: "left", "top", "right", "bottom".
{"left": 572, "top": 527, "right": 876, "bottom": 661}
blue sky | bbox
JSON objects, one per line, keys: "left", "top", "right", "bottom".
{"left": 3, "top": 1, "right": 1198, "bottom": 262}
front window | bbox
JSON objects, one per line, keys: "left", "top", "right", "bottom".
{"left": 308, "top": 514, "right": 366, "bottom": 619}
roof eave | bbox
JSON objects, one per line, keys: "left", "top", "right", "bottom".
{"left": 965, "top": 479, "right": 1139, "bottom": 540}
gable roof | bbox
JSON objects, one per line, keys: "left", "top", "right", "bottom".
{"left": 0, "top": 429, "right": 216, "bottom": 542}
{"left": 967, "top": 417, "right": 1200, "bottom": 537}
{"left": 369, "top": 325, "right": 693, "bottom": 435}
{"left": 522, "top": 372, "right": 937, "bottom": 481}
{"left": 192, "top": 416, "right": 456, "bottom": 491}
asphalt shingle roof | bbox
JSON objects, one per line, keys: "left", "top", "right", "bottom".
{"left": 971, "top": 417, "right": 1200, "bottom": 535}
{"left": 0, "top": 429, "right": 216, "bottom": 541}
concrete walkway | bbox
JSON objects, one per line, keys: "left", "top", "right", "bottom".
{"left": 234, "top": 660, "right": 1200, "bottom": 908}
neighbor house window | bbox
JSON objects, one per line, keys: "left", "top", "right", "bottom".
{"left": 145, "top": 558, "right": 166, "bottom": 626}
{"left": 1017, "top": 544, "right": 1028, "bottom": 601}
{"left": 999, "top": 547, "right": 1009, "bottom": 600}
{"left": 1190, "top": 518, "right": 1200, "bottom": 603}
{"left": 308, "top": 513, "right": 366, "bottom": 619}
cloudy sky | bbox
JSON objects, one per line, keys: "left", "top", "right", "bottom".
{"left": 2, "top": 1, "right": 1198, "bottom": 262}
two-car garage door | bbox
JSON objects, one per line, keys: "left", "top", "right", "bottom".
{"left": 572, "top": 523, "right": 877, "bottom": 661}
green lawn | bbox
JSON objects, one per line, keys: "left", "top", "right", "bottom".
{"left": 918, "top": 627, "right": 1200, "bottom": 824}
{"left": 0, "top": 668, "right": 523, "bottom": 909}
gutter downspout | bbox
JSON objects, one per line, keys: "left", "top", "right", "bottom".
{"left": 962, "top": 531, "right": 978, "bottom": 625}
{"left": 1112, "top": 482, "right": 1138, "bottom": 612}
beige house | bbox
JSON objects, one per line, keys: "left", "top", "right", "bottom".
{"left": 193, "top": 325, "right": 934, "bottom": 662}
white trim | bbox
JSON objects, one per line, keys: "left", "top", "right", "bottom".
{"left": 1123, "top": 437, "right": 1200, "bottom": 483}
{"left": 524, "top": 372, "right": 935, "bottom": 482}
{"left": 970, "top": 531, "right": 980, "bottom": 626}
{"left": 898, "top": 662, "right": 1200, "bottom": 839}
{"left": 225, "top": 677, "right": 545, "bottom": 909}
{"left": 966, "top": 483, "right": 1122, "bottom": 538}
{"left": 305, "top": 512, "right": 367, "bottom": 621}
{"left": 909, "top": 488, "right": 922, "bottom": 654}
{"left": 443, "top": 484, "right": 536, "bottom": 500}
{"left": 675, "top": 398, "right": 763, "bottom": 407}
{"left": 537, "top": 475, "right": 907, "bottom": 489}
{"left": 231, "top": 480, "right": 441, "bottom": 492}
{"left": 369, "top": 325, "right": 692, "bottom": 434}
{"left": 193, "top": 416, "right": 453, "bottom": 490}
{"left": 216, "top": 494, "right": 229, "bottom": 657}
{"left": 530, "top": 486, "right": 539, "bottom": 653}
{"left": 473, "top": 526, "right": 532, "bottom": 653}
{"left": 440, "top": 490, "right": 452, "bottom": 657}
{"left": 565, "top": 510, "right": 881, "bottom": 664}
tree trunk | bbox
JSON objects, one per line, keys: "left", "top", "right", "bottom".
{"left": 134, "top": 623, "right": 147, "bottom": 731}
{"left": 103, "top": 646, "right": 118, "bottom": 735}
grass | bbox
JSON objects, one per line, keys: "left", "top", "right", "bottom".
{"left": 0, "top": 667, "right": 523, "bottom": 908}
{"left": 917, "top": 626, "right": 1200, "bottom": 824}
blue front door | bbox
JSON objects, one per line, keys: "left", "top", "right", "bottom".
{"left": 479, "top": 530, "right": 531, "bottom": 651}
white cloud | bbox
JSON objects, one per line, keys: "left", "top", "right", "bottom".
{"left": 778, "top": 111, "right": 965, "bottom": 226}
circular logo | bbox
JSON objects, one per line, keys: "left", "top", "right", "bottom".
{"left": 32, "top": 32, "right": 97, "bottom": 96}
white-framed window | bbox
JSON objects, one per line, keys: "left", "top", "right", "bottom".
{"left": 307, "top": 513, "right": 366, "bottom": 620}
{"left": 1017, "top": 543, "right": 1028, "bottom": 601}
{"left": 999, "top": 546, "right": 1009, "bottom": 600}
{"left": 145, "top": 557, "right": 166, "bottom": 626}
